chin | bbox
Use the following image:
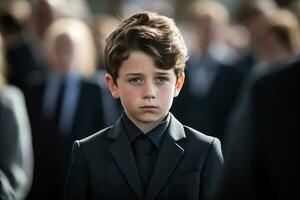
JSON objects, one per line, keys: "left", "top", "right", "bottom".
{"left": 138, "top": 113, "right": 163, "bottom": 123}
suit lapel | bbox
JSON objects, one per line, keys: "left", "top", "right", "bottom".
{"left": 108, "top": 119, "right": 144, "bottom": 200}
{"left": 144, "top": 114, "right": 186, "bottom": 200}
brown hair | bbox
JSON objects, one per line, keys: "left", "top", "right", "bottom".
{"left": 104, "top": 11, "right": 188, "bottom": 83}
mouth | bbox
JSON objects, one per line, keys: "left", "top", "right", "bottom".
{"left": 140, "top": 105, "right": 159, "bottom": 111}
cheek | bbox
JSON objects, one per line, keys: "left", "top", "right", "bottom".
{"left": 119, "top": 88, "right": 138, "bottom": 107}
{"left": 158, "top": 85, "right": 176, "bottom": 101}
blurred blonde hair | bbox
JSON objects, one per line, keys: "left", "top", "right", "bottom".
{"left": 92, "top": 14, "right": 120, "bottom": 38}
{"left": 91, "top": 14, "right": 120, "bottom": 68}
{"left": 0, "top": 34, "right": 6, "bottom": 88}
{"left": 43, "top": 17, "right": 96, "bottom": 76}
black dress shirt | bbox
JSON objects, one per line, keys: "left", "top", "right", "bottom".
{"left": 122, "top": 112, "right": 171, "bottom": 188}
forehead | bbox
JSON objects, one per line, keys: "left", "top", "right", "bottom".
{"left": 118, "top": 51, "right": 174, "bottom": 75}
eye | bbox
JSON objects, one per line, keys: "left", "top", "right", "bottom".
{"left": 155, "top": 76, "right": 169, "bottom": 84}
{"left": 128, "top": 77, "right": 143, "bottom": 85}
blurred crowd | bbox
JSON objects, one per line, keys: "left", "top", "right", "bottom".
{"left": 0, "top": 0, "right": 299, "bottom": 199}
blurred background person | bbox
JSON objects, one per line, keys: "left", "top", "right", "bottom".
{"left": 0, "top": 1, "right": 41, "bottom": 92}
{"left": 11, "top": 0, "right": 91, "bottom": 84}
{"left": 172, "top": 0, "right": 245, "bottom": 144}
{"left": 0, "top": 32, "right": 33, "bottom": 200}
{"left": 251, "top": 8, "right": 300, "bottom": 74}
{"left": 218, "top": 0, "right": 300, "bottom": 149}
{"left": 24, "top": 18, "right": 107, "bottom": 200}
{"left": 212, "top": 2, "right": 300, "bottom": 198}
{"left": 28, "top": 0, "right": 91, "bottom": 46}
{"left": 213, "top": 54, "right": 300, "bottom": 200}
{"left": 91, "top": 14, "right": 120, "bottom": 72}
{"left": 231, "top": 0, "right": 278, "bottom": 73}
{"left": 1, "top": 0, "right": 300, "bottom": 199}
{"left": 90, "top": 14, "right": 123, "bottom": 125}
{"left": 224, "top": 7, "right": 300, "bottom": 150}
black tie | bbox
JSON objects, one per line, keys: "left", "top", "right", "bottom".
{"left": 133, "top": 135, "right": 153, "bottom": 190}
{"left": 53, "top": 79, "right": 65, "bottom": 132}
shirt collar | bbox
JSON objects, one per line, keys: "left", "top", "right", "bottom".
{"left": 122, "top": 112, "right": 171, "bottom": 149}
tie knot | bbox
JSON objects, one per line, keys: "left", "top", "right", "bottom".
{"left": 133, "top": 135, "right": 153, "bottom": 154}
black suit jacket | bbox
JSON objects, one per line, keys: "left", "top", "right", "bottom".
{"left": 214, "top": 56, "right": 300, "bottom": 200}
{"left": 64, "top": 113, "right": 223, "bottom": 200}
{"left": 25, "top": 77, "right": 106, "bottom": 200}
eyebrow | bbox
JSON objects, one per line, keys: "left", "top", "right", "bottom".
{"left": 156, "top": 72, "right": 171, "bottom": 76}
{"left": 124, "top": 72, "right": 172, "bottom": 76}
{"left": 124, "top": 73, "right": 143, "bottom": 76}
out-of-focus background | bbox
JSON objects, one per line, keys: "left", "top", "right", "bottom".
{"left": 0, "top": 0, "right": 299, "bottom": 199}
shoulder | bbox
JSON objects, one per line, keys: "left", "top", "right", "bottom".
{"left": 0, "top": 85, "right": 31, "bottom": 137}
{"left": 178, "top": 119, "right": 223, "bottom": 161}
{"left": 180, "top": 125, "right": 223, "bottom": 164}
{"left": 0, "top": 85, "right": 23, "bottom": 98}
{"left": 184, "top": 126, "right": 216, "bottom": 142}
{"left": 170, "top": 113, "right": 221, "bottom": 147}
{"left": 183, "top": 125, "right": 221, "bottom": 148}
{"left": 0, "top": 85, "right": 25, "bottom": 109}
{"left": 255, "top": 57, "right": 299, "bottom": 87}
{"left": 72, "top": 126, "right": 113, "bottom": 151}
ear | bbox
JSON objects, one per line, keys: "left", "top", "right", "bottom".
{"left": 174, "top": 72, "right": 185, "bottom": 97}
{"left": 105, "top": 73, "right": 120, "bottom": 99}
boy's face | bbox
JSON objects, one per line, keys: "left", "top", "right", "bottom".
{"left": 105, "top": 50, "right": 184, "bottom": 131}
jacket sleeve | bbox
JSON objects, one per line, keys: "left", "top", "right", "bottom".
{"left": 199, "top": 138, "right": 224, "bottom": 200}
{"left": 63, "top": 141, "right": 89, "bottom": 200}
{"left": 0, "top": 87, "right": 34, "bottom": 200}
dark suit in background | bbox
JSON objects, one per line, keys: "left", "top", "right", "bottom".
{"left": 172, "top": 59, "right": 244, "bottom": 143}
{"left": 214, "top": 56, "right": 300, "bottom": 200}
{"left": 25, "top": 75, "right": 107, "bottom": 200}
{"left": 64, "top": 113, "right": 223, "bottom": 200}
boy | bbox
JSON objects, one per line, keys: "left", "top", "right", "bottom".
{"left": 64, "top": 11, "right": 223, "bottom": 200}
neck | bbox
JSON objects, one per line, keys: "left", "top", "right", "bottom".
{"left": 126, "top": 113, "right": 167, "bottom": 134}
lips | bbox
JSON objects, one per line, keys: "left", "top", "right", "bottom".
{"left": 140, "top": 105, "right": 158, "bottom": 110}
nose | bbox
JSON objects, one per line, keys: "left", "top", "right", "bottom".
{"left": 142, "top": 81, "right": 156, "bottom": 99}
